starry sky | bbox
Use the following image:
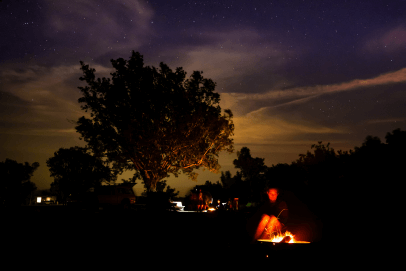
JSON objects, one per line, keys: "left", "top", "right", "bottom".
{"left": 1, "top": 0, "right": 406, "bottom": 197}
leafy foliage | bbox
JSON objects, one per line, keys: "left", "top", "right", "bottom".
{"left": 120, "top": 173, "right": 140, "bottom": 184}
{"left": 233, "top": 147, "right": 267, "bottom": 180}
{"left": 0, "top": 159, "right": 38, "bottom": 207}
{"left": 46, "top": 147, "right": 113, "bottom": 203}
{"left": 220, "top": 170, "right": 240, "bottom": 189}
{"left": 233, "top": 147, "right": 267, "bottom": 202}
{"left": 76, "top": 51, "right": 234, "bottom": 191}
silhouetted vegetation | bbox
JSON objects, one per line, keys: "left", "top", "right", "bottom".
{"left": 0, "top": 159, "right": 38, "bottom": 207}
{"left": 203, "top": 128, "right": 406, "bottom": 240}
{"left": 75, "top": 51, "right": 234, "bottom": 192}
{"left": 140, "top": 179, "right": 180, "bottom": 200}
{"left": 46, "top": 146, "right": 114, "bottom": 204}
{"left": 184, "top": 147, "right": 269, "bottom": 211}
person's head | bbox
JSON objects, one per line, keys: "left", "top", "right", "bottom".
{"left": 266, "top": 187, "right": 279, "bottom": 203}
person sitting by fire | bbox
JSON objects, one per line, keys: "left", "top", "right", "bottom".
{"left": 247, "top": 187, "right": 288, "bottom": 243}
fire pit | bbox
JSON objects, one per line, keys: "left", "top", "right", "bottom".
{"left": 257, "top": 230, "right": 310, "bottom": 244}
{"left": 256, "top": 231, "right": 311, "bottom": 252}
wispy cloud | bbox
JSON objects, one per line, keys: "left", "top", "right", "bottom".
{"left": 365, "top": 26, "right": 406, "bottom": 53}
{"left": 0, "top": 64, "right": 102, "bottom": 135}
{"left": 222, "top": 67, "right": 406, "bottom": 110}
{"left": 0, "top": 128, "right": 77, "bottom": 137}
{"left": 1, "top": 64, "right": 112, "bottom": 103}
{"left": 366, "top": 118, "right": 406, "bottom": 124}
{"left": 218, "top": 67, "right": 406, "bottom": 145}
{"left": 175, "top": 29, "right": 294, "bottom": 92}
{"left": 44, "top": 0, "right": 154, "bottom": 57}
{"left": 232, "top": 107, "right": 347, "bottom": 145}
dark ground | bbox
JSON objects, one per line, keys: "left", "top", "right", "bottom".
{"left": 2, "top": 204, "right": 328, "bottom": 268}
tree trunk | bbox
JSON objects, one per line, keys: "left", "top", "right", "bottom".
{"left": 141, "top": 170, "right": 159, "bottom": 192}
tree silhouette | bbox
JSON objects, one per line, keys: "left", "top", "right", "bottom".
{"left": 220, "top": 170, "right": 234, "bottom": 189}
{"left": 46, "top": 147, "right": 114, "bottom": 204}
{"left": 141, "top": 179, "right": 179, "bottom": 199}
{"left": 352, "top": 135, "right": 387, "bottom": 192}
{"left": 233, "top": 147, "right": 267, "bottom": 180}
{"left": 385, "top": 128, "right": 406, "bottom": 165}
{"left": 385, "top": 128, "right": 406, "bottom": 148}
{"left": 0, "top": 159, "right": 38, "bottom": 207}
{"left": 120, "top": 173, "right": 140, "bottom": 184}
{"left": 76, "top": 51, "right": 234, "bottom": 192}
{"left": 233, "top": 147, "right": 267, "bottom": 203}
{"left": 265, "top": 163, "right": 304, "bottom": 194}
{"left": 289, "top": 142, "right": 343, "bottom": 220}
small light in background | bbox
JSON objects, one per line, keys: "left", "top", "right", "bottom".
{"left": 37, "top": 197, "right": 41, "bottom": 203}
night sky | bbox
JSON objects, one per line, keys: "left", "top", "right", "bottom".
{"left": 1, "top": 0, "right": 406, "bottom": 197}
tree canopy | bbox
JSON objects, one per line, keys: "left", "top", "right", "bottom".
{"left": 75, "top": 51, "right": 234, "bottom": 191}
{"left": 0, "top": 159, "right": 38, "bottom": 207}
{"left": 46, "top": 146, "right": 113, "bottom": 203}
{"left": 233, "top": 147, "right": 267, "bottom": 180}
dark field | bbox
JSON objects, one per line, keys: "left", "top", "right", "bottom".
{"left": 3, "top": 205, "right": 326, "bottom": 267}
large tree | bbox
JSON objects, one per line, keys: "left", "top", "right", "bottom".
{"left": 0, "top": 159, "right": 38, "bottom": 207}
{"left": 46, "top": 147, "right": 114, "bottom": 204}
{"left": 75, "top": 51, "right": 234, "bottom": 191}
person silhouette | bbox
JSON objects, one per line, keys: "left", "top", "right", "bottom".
{"left": 247, "top": 187, "right": 288, "bottom": 243}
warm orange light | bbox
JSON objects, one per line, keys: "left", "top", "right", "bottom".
{"left": 258, "top": 231, "right": 310, "bottom": 243}
{"left": 270, "top": 231, "right": 295, "bottom": 243}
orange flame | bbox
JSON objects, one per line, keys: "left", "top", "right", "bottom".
{"left": 259, "top": 231, "right": 310, "bottom": 243}
{"left": 270, "top": 231, "right": 295, "bottom": 243}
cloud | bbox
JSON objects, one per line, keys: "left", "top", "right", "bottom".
{"left": 1, "top": 64, "right": 112, "bottom": 102}
{"left": 364, "top": 26, "right": 406, "bottom": 53}
{"left": 223, "top": 67, "right": 406, "bottom": 110}
{"left": 366, "top": 118, "right": 406, "bottom": 124}
{"left": 232, "top": 106, "right": 346, "bottom": 145}
{"left": 0, "top": 64, "right": 108, "bottom": 135}
{"left": 174, "top": 29, "right": 295, "bottom": 92}
{"left": 43, "top": 0, "right": 154, "bottom": 57}
{"left": 0, "top": 128, "right": 77, "bottom": 137}
{"left": 380, "top": 27, "right": 406, "bottom": 51}
{"left": 218, "top": 67, "right": 406, "bottom": 145}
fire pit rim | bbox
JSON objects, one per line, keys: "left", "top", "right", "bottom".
{"left": 257, "top": 239, "right": 311, "bottom": 244}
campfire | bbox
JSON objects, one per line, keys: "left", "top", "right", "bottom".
{"left": 258, "top": 231, "right": 310, "bottom": 243}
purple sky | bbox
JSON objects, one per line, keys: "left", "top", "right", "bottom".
{"left": 1, "top": 0, "right": 406, "bottom": 196}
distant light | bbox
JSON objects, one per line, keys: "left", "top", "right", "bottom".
{"left": 172, "top": 201, "right": 183, "bottom": 207}
{"left": 37, "top": 197, "right": 41, "bottom": 203}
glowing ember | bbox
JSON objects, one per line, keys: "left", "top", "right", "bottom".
{"left": 258, "top": 231, "right": 310, "bottom": 243}
{"left": 270, "top": 231, "right": 295, "bottom": 243}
